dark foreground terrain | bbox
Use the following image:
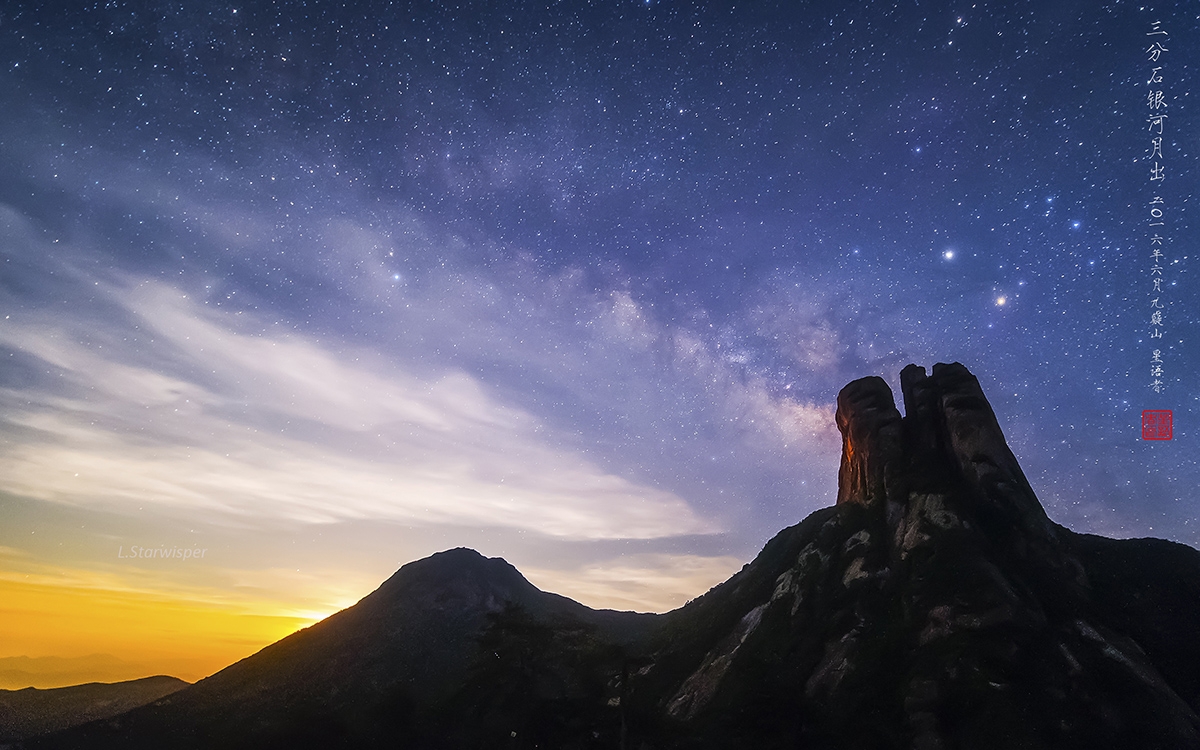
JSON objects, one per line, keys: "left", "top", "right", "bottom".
{"left": 19, "top": 363, "right": 1200, "bottom": 749}
{"left": 0, "top": 676, "right": 187, "bottom": 743}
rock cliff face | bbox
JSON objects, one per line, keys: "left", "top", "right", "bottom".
{"left": 640, "top": 363, "right": 1200, "bottom": 749}
{"left": 25, "top": 363, "right": 1200, "bottom": 750}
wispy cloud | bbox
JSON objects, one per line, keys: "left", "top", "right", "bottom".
{"left": 0, "top": 280, "right": 717, "bottom": 539}
{"left": 1, "top": 180, "right": 847, "bottom": 677}
{"left": 524, "top": 553, "right": 746, "bottom": 613}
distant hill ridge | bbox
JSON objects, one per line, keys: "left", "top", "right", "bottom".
{"left": 22, "top": 363, "right": 1200, "bottom": 749}
{"left": 0, "top": 676, "right": 187, "bottom": 743}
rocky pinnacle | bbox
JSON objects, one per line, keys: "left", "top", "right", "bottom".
{"left": 836, "top": 363, "right": 1056, "bottom": 544}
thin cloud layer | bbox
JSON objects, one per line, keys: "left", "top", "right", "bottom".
{"left": 2, "top": 186, "right": 844, "bottom": 546}
{"left": 524, "top": 553, "right": 747, "bottom": 614}
{"left": 0, "top": 281, "right": 717, "bottom": 540}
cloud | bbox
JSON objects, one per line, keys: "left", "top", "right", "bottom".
{"left": 0, "top": 280, "right": 717, "bottom": 540}
{"left": 2, "top": 182, "right": 845, "bottom": 548}
{"left": 523, "top": 553, "right": 746, "bottom": 613}
{"left": 0, "top": 545, "right": 30, "bottom": 560}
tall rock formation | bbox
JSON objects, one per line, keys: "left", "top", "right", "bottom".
{"left": 641, "top": 363, "right": 1200, "bottom": 749}
{"left": 25, "top": 363, "right": 1200, "bottom": 750}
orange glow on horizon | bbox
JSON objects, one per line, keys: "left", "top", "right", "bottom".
{"left": 0, "top": 577, "right": 315, "bottom": 688}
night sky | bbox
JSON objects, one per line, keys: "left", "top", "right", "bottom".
{"left": 0, "top": 0, "right": 1196, "bottom": 686}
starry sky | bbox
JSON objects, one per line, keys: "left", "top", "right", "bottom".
{"left": 0, "top": 0, "right": 1196, "bottom": 687}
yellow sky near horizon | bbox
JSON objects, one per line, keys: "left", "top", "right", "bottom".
{"left": 0, "top": 489, "right": 750, "bottom": 691}
{"left": 0, "top": 546, "right": 746, "bottom": 689}
{"left": 0, "top": 576, "right": 318, "bottom": 688}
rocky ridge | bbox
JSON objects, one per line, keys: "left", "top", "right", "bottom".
{"left": 639, "top": 362, "right": 1200, "bottom": 749}
{"left": 22, "top": 363, "right": 1200, "bottom": 750}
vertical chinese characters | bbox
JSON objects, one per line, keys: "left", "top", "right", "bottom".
{"left": 1144, "top": 21, "right": 1169, "bottom": 393}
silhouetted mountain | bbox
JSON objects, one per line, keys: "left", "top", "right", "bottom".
{"left": 0, "top": 676, "right": 186, "bottom": 742}
{"left": 23, "top": 548, "right": 656, "bottom": 749}
{"left": 24, "top": 364, "right": 1200, "bottom": 749}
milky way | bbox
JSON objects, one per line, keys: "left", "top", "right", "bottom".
{"left": 0, "top": 0, "right": 1195, "bottom": 640}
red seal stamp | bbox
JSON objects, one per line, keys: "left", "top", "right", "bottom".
{"left": 1142, "top": 410, "right": 1173, "bottom": 440}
